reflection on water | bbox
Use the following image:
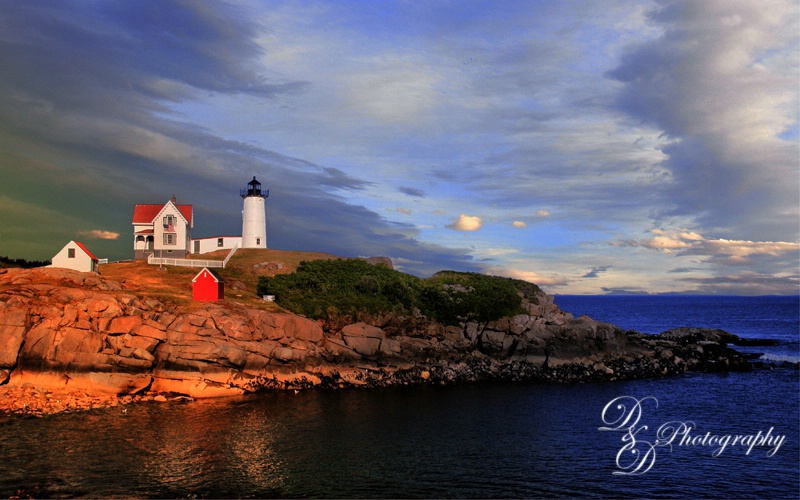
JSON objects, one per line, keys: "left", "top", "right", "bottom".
{"left": 1, "top": 372, "right": 798, "bottom": 498}
{"left": 140, "top": 400, "right": 287, "bottom": 495}
{"left": 1, "top": 396, "right": 291, "bottom": 498}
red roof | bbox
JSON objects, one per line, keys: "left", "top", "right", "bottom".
{"left": 132, "top": 202, "right": 193, "bottom": 224}
{"left": 74, "top": 241, "right": 98, "bottom": 261}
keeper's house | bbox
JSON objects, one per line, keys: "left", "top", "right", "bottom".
{"left": 132, "top": 196, "right": 193, "bottom": 260}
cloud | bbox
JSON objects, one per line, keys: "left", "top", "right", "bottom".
{"left": 582, "top": 266, "right": 612, "bottom": 279}
{"left": 448, "top": 214, "right": 483, "bottom": 232}
{"left": 317, "top": 167, "right": 372, "bottom": 191}
{"left": 638, "top": 229, "right": 702, "bottom": 252}
{"left": 679, "top": 272, "right": 799, "bottom": 296}
{"left": 398, "top": 186, "right": 425, "bottom": 198}
{"left": 496, "top": 268, "right": 569, "bottom": 288}
{"left": 512, "top": 221, "right": 527, "bottom": 228}
{"left": 342, "top": 57, "right": 442, "bottom": 125}
{"left": 0, "top": 1, "right": 796, "bottom": 295}
{"left": 480, "top": 248, "right": 518, "bottom": 258}
{"left": 601, "top": 287, "right": 649, "bottom": 295}
{"left": 0, "top": 1, "right": 487, "bottom": 276}
{"left": 668, "top": 267, "right": 698, "bottom": 274}
{"left": 620, "top": 229, "right": 800, "bottom": 266}
{"left": 79, "top": 230, "right": 120, "bottom": 240}
{"left": 607, "top": 0, "right": 799, "bottom": 241}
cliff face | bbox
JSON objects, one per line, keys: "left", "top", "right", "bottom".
{"left": 0, "top": 267, "right": 751, "bottom": 399}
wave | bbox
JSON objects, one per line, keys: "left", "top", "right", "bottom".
{"left": 759, "top": 353, "right": 800, "bottom": 365}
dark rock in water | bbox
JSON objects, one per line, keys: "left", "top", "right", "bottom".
{"left": 730, "top": 338, "right": 781, "bottom": 347}
{"left": 658, "top": 327, "right": 740, "bottom": 345}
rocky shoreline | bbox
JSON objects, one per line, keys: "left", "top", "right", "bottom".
{"left": 0, "top": 267, "right": 783, "bottom": 416}
{"left": 0, "top": 385, "right": 193, "bottom": 417}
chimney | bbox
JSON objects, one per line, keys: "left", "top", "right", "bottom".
{"left": 171, "top": 195, "right": 176, "bottom": 203}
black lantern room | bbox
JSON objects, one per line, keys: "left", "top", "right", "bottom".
{"left": 241, "top": 176, "right": 269, "bottom": 198}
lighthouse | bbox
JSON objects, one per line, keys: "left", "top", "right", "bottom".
{"left": 241, "top": 176, "right": 268, "bottom": 249}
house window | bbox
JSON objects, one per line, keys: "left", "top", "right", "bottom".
{"left": 68, "top": 248, "right": 75, "bottom": 258}
{"left": 217, "top": 238, "right": 224, "bottom": 247}
{"left": 256, "top": 237, "right": 261, "bottom": 245}
{"left": 163, "top": 215, "right": 175, "bottom": 230}
{"left": 163, "top": 234, "right": 176, "bottom": 245}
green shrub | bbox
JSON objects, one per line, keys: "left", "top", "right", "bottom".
{"left": 256, "top": 259, "right": 537, "bottom": 325}
{"left": 257, "top": 259, "right": 421, "bottom": 321}
{"left": 422, "top": 271, "right": 528, "bottom": 325}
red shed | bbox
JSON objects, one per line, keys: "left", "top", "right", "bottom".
{"left": 192, "top": 267, "right": 224, "bottom": 301}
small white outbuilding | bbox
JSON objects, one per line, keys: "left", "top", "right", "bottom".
{"left": 50, "top": 240, "right": 99, "bottom": 273}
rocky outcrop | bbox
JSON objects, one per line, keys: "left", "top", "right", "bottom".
{"left": 0, "top": 267, "right": 759, "bottom": 407}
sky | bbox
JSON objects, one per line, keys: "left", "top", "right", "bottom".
{"left": 0, "top": 0, "right": 797, "bottom": 295}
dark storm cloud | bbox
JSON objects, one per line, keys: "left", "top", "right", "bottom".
{"left": 0, "top": 1, "right": 479, "bottom": 275}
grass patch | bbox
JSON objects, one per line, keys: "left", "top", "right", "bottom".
{"left": 99, "top": 249, "right": 340, "bottom": 309}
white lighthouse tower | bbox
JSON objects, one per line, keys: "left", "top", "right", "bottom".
{"left": 241, "top": 176, "right": 268, "bottom": 249}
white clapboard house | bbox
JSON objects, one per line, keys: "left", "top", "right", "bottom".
{"left": 132, "top": 196, "right": 193, "bottom": 260}
{"left": 50, "top": 240, "right": 99, "bottom": 273}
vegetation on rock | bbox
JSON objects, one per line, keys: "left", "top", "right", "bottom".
{"left": 423, "top": 270, "right": 538, "bottom": 325}
{"left": 0, "top": 256, "right": 50, "bottom": 268}
{"left": 256, "top": 259, "right": 538, "bottom": 326}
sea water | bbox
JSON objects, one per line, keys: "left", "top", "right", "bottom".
{"left": 1, "top": 296, "right": 797, "bottom": 498}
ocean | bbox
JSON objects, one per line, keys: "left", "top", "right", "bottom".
{"left": 1, "top": 295, "right": 798, "bottom": 498}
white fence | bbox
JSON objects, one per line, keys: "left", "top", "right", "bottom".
{"left": 222, "top": 245, "right": 239, "bottom": 267}
{"left": 148, "top": 254, "right": 224, "bottom": 268}
{"left": 147, "top": 245, "right": 238, "bottom": 269}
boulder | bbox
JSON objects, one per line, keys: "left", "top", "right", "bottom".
{"left": 340, "top": 323, "right": 387, "bottom": 356}
{"left": 344, "top": 336, "right": 382, "bottom": 357}
{"left": 379, "top": 338, "right": 403, "bottom": 356}
{"left": 0, "top": 324, "right": 26, "bottom": 368}
{"left": 323, "top": 336, "right": 361, "bottom": 360}
{"left": 341, "top": 322, "right": 386, "bottom": 339}
{"left": 273, "top": 346, "right": 295, "bottom": 362}
{"left": 108, "top": 315, "right": 143, "bottom": 334}
{"left": 133, "top": 323, "right": 168, "bottom": 341}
